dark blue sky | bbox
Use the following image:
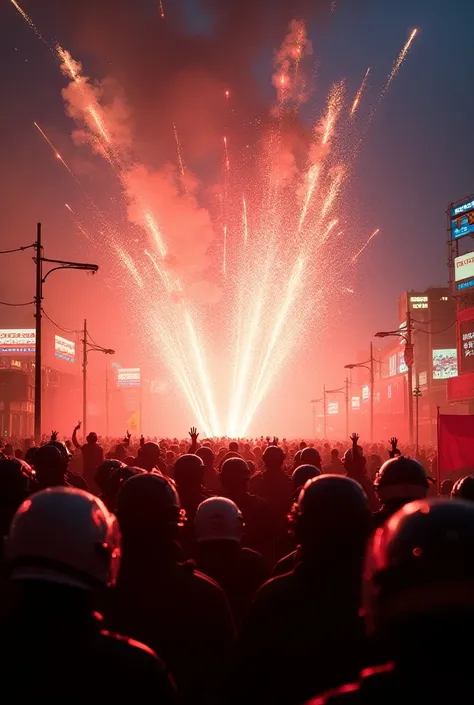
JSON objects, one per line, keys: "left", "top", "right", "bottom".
{"left": 1, "top": 0, "right": 473, "bottom": 433}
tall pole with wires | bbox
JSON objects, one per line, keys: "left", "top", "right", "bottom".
{"left": 82, "top": 319, "right": 87, "bottom": 439}
{"left": 34, "top": 223, "right": 42, "bottom": 444}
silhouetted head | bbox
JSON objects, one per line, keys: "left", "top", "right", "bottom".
{"left": 95, "top": 460, "right": 126, "bottom": 495}
{"left": 374, "top": 456, "right": 429, "bottom": 504}
{"left": 451, "top": 475, "right": 474, "bottom": 501}
{"left": 174, "top": 454, "right": 205, "bottom": 492}
{"left": 292, "top": 464, "right": 321, "bottom": 492}
{"left": 196, "top": 446, "right": 215, "bottom": 470}
{"left": 293, "top": 450, "right": 303, "bottom": 470}
{"left": 262, "top": 445, "right": 285, "bottom": 471}
{"left": 331, "top": 448, "right": 339, "bottom": 459}
{"left": 86, "top": 432, "right": 98, "bottom": 444}
{"left": 194, "top": 497, "right": 243, "bottom": 544}
{"left": 33, "top": 444, "right": 67, "bottom": 489}
{"left": 229, "top": 441, "right": 239, "bottom": 452}
{"left": 0, "top": 457, "right": 36, "bottom": 536}
{"left": 300, "top": 447, "right": 322, "bottom": 469}
{"left": 220, "top": 457, "right": 250, "bottom": 495}
{"left": 114, "top": 444, "right": 127, "bottom": 462}
{"left": 117, "top": 473, "right": 184, "bottom": 545}
{"left": 362, "top": 499, "right": 474, "bottom": 637}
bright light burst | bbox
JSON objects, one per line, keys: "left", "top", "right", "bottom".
{"left": 10, "top": 0, "right": 420, "bottom": 436}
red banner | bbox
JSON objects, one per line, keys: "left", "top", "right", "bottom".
{"left": 438, "top": 414, "right": 474, "bottom": 472}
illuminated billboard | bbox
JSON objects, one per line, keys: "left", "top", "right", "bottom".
{"left": 0, "top": 329, "right": 35, "bottom": 354}
{"left": 460, "top": 319, "right": 474, "bottom": 374}
{"left": 117, "top": 367, "right": 141, "bottom": 387}
{"left": 451, "top": 198, "right": 474, "bottom": 240}
{"left": 389, "top": 354, "right": 397, "bottom": 377}
{"left": 327, "top": 402, "right": 339, "bottom": 415}
{"left": 455, "top": 252, "right": 474, "bottom": 291}
{"left": 362, "top": 385, "right": 370, "bottom": 400}
{"left": 432, "top": 349, "right": 458, "bottom": 380}
{"left": 398, "top": 351, "right": 408, "bottom": 374}
{"left": 54, "top": 335, "right": 75, "bottom": 363}
{"left": 409, "top": 295, "right": 428, "bottom": 310}
{"left": 351, "top": 396, "right": 360, "bottom": 410}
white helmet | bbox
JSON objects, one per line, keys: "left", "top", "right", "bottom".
{"left": 4, "top": 486, "right": 121, "bottom": 591}
{"left": 194, "top": 496, "right": 243, "bottom": 543}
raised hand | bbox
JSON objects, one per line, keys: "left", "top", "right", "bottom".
{"left": 51, "top": 430, "right": 58, "bottom": 441}
{"left": 140, "top": 434, "right": 145, "bottom": 447}
{"left": 272, "top": 436, "right": 279, "bottom": 446}
{"left": 74, "top": 421, "right": 82, "bottom": 431}
{"left": 189, "top": 427, "right": 199, "bottom": 443}
{"left": 389, "top": 437, "right": 398, "bottom": 449}
{"left": 350, "top": 432, "right": 359, "bottom": 446}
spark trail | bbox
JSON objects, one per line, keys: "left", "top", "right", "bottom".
{"left": 33, "top": 121, "right": 82, "bottom": 185}
{"left": 350, "top": 67, "right": 370, "bottom": 117}
{"left": 385, "top": 29, "right": 418, "bottom": 91}
{"left": 351, "top": 228, "right": 380, "bottom": 263}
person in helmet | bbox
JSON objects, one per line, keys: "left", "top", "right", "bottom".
{"left": 451, "top": 474, "right": 474, "bottom": 501}
{"left": 270, "top": 464, "right": 323, "bottom": 578}
{"left": 0, "top": 457, "right": 36, "bottom": 549}
{"left": 0, "top": 487, "right": 176, "bottom": 702}
{"left": 233, "top": 476, "right": 373, "bottom": 705}
{"left": 193, "top": 497, "right": 267, "bottom": 625}
{"left": 312, "top": 498, "right": 474, "bottom": 704}
{"left": 300, "top": 446, "right": 322, "bottom": 470}
{"left": 103, "top": 473, "right": 234, "bottom": 705}
{"left": 220, "top": 457, "right": 275, "bottom": 566}
{"left": 373, "top": 455, "right": 429, "bottom": 528}
{"left": 134, "top": 440, "right": 167, "bottom": 474}
{"left": 174, "top": 453, "right": 213, "bottom": 556}
{"left": 324, "top": 448, "right": 345, "bottom": 475}
{"left": 440, "top": 477, "right": 455, "bottom": 496}
{"left": 31, "top": 444, "right": 69, "bottom": 490}
{"left": 48, "top": 440, "right": 89, "bottom": 491}
{"left": 250, "top": 444, "right": 292, "bottom": 561}
{"left": 292, "top": 449, "right": 303, "bottom": 471}
{"left": 72, "top": 421, "right": 104, "bottom": 490}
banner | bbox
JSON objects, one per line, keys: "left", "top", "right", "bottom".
{"left": 0, "top": 329, "right": 35, "bottom": 354}
{"left": 54, "top": 335, "right": 75, "bottom": 363}
{"left": 117, "top": 368, "right": 141, "bottom": 387}
{"left": 438, "top": 414, "right": 474, "bottom": 472}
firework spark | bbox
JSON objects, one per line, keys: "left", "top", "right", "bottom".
{"left": 33, "top": 121, "right": 82, "bottom": 185}
{"left": 351, "top": 228, "right": 380, "bottom": 263}
{"left": 350, "top": 67, "right": 370, "bottom": 117}
{"left": 385, "top": 29, "right": 418, "bottom": 91}
{"left": 159, "top": 0, "right": 165, "bottom": 19}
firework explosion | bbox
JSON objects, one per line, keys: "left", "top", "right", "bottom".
{"left": 10, "top": 1, "right": 418, "bottom": 437}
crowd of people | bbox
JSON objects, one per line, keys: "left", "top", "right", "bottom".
{"left": 0, "top": 424, "right": 472, "bottom": 703}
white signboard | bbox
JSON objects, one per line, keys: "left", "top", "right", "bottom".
{"left": 54, "top": 335, "right": 75, "bottom": 363}
{"left": 0, "top": 329, "right": 35, "bottom": 354}
{"left": 117, "top": 367, "right": 141, "bottom": 387}
{"left": 455, "top": 252, "right": 474, "bottom": 282}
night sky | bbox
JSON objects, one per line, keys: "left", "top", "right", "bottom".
{"left": 1, "top": 0, "right": 473, "bottom": 435}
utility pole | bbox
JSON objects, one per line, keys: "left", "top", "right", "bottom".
{"left": 34, "top": 223, "right": 42, "bottom": 444}
{"left": 406, "top": 309, "right": 414, "bottom": 446}
{"left": 311, "top": 400, "right": 316, "bottom": 438}
{"left": 413, "top": 386, "right": 422, "bottom": 457}
{"left": 345, "top": 376, "right": 349, "bottom": 439}
{"left": 370, "top": 341, "right": 374, "bottom": 442}
{"left": 32, "top": 222, "right": 98, "bottom": 442}
{"left": 323, "top": 385, "right": 327, "bottom": 438}
{"left": 82, "top": 319, "right": 88, "bottom": 440}
{"left": 105, "top": 357, "right": 109, "bottom": 437}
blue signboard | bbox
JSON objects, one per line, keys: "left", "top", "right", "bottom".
{"left": 456, "top": 277, "right": 474, "bottom": 292}
{"left": 451, "top": 198, "right": 474, "bottom": 240}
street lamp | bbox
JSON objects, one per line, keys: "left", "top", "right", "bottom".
{"left": 375, "top": 311, "right": 414, "bottom": 445}
{"left": 82, "top": 319, "right": 114, "bottom": 439}
{"left": 34, "top": 223, "right": 98, "bottom": 443}
{"left": 344, "top": 342, "right": 375, "bottom": 441}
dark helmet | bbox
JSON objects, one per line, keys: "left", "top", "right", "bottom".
{"left": 95, "top": 460, "right": 126, "bottom": 495}
{"left": 117, "top": 473, "right": 185, "bottom": 539}
{"left": 374, "top": 456, "right": 429, "bottom": 503}
{"left": 262, "top": 445, "right": 285, "bottom": 467}
{"left": 141, "top": 441, "right": 161, "bottom": 458}
{"left": 441, "top": 478, "right": 455, "bottom": 496}
{"left": 293, "top": 450, "right": 303, "bottom": 468}
{"left": 174, "top": 454, "right": 205, "bottom": 488}
{"left": 300, "top": 447, "right": 321, "bottom": 469}
{"left": 289, "top": 475, "right": 371, "bottom": 549}
{"left": 451, "top": 475, "right": 474, "bottom": 501}
{"left": 47, "top": 440, "right": 71, "bottom": 462}
{"left": 292, "top": 464, "right": 321, "bottom": 491}
{"left": 220, "top": 457, "right": 250, "bottom": 490}
{"left": 362, "top": 498, "right": 474, "bottom": 635}
{"left": 0, "top": 457, "right": 35, "bottom": 503}
{"left": 196, "top": 446, "right": 215, "bottom": 468}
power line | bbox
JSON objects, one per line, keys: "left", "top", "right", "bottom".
{"left": 41, "top": 308, "right": 77, "bottom": 335}
{"left": 0, "top": 300, "right": 33, "bottom": 307}
{"left": 0, "top": 244, "right": 35, "bottom": 255}
{"left": 414, "top": 320, "right": 456, "bottom": 335}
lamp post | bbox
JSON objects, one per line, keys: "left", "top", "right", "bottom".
{"left": 413, "top": 386, "right": 422, "bottom": 457}
{"left": 33, "top": 223, "right": 98, "bottom": 443}
{"left": 82, "top": 319, "right": 114, "bottom": 439}
{"left": 375, "top": 310, "right": 414, "bottom": 445}
{"left": 344, "top": 341, "right": 375, "bottom": 441}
